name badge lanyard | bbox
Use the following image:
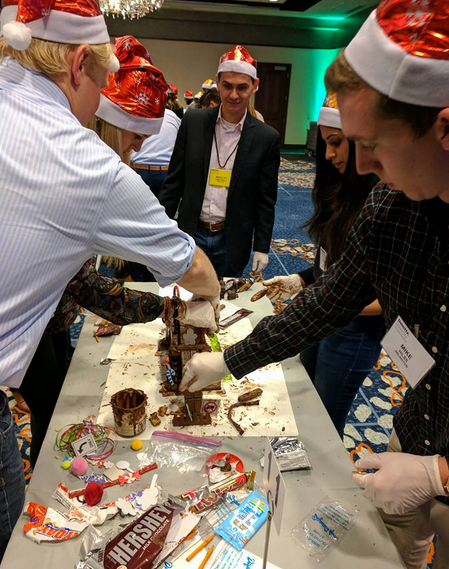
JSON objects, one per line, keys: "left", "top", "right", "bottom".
{"left": 213, "top": 126, "right": 240, "bottom": 170}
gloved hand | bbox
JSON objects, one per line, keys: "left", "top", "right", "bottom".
{"left": 191, "top": 293, "right": 220, "bottom": 328}
{"left": 262, "top": 274, "right": 303, "bottom": 304}
{"left": 178, "top": 301, "right": 217, "bottom": 334}
{"left": 252, "top": 252, "right": 269, "bottom": 272}
{"left": 352, "top": 452, "right": 446, "bottom": 515}
{"left": 180, "top": 352, "right": 230, "bottom": 392}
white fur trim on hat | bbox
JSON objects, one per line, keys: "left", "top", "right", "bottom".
{"left": 0, "top": 5, "right": 110, "bottom": 47}
{"left": 217, "top": 60, "right": 257, "bottom": 80}
{"left": 95, "top": 95, "right": 164, "bottom": 136}
{"left": 345, "top": 10, "right": 449, "bottom": 107}
{"left": 317, "top": 107, "right": 341, "bottom": 129}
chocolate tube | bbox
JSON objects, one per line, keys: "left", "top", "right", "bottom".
{"left": 179, "top": 471, "right": 255, "bottom": 513}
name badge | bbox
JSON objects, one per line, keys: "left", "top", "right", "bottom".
{"left": 381, "top": 316, "right": 435, "bottom": 389}
{"left": 209, "top": 168, "right": 232, "bottom": 188}
{"left": 319, "top": 247, "right": 327, "bottom": 272}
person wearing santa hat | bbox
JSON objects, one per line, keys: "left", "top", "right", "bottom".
{"left": 0, "top": 1, "right": 219, "bottom": 559}
{"left": 159, "top": 45, "right": 280, "bottom": 278}
{"left": 260, "top": 93, "right": 384, "bottom": 439}
{"left": 17, "top": 35, "right": 216, "bottom": 472}
{"left": 184, "top": 89, "right": 194, "bottom": 108}
{"left": 177, "top": 3, "right": 449, "bottom": 566}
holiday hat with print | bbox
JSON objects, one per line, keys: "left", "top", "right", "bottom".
{"left": 194, "top": 90, "right": 203, "bottom": 100}
{"left": 96, "top": 36, "right": 169, "bottom": 136}
{"left": 217, "top": 45, "right": 257, "bottom": 80}
{"left": 184, "top": 90, "right": 194, "bottom": 99}
{"left": 345, "top": 0, "right": 449, "bottom": 107}
{"left": 0, "top": 0, "right": 118, "bottom": 71}
{"left": 202, "top": 78, "right": 215, "bottom": 90}
{"left": 317, "top": 92, "right": 341, "bottom": 129}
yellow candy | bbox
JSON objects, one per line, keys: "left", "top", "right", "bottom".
{"left": 131, "top": 439, "right": 143, "bottom": 451}
{"left": 61, "top": 460, "right": 71, "bottom": 470}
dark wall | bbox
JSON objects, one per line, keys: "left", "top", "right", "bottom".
{"left": 105, "top": 7, "right": 369, "bottom": 50}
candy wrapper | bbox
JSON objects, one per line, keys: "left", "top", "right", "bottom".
{"left": 179, "top": 471, "right": 255, "bottom": 513}
{"left": 81, "top": 500, "right": 199, "bottom": 569}
{"left": 215, "top": 491, "right": 269, "bottom": 551}
{"left": 265, "top": 437, "right": 312, "bottom": 472}
{"left": 23, "top": 502, "right": 87, "bottom": 544}
{"left": 290, "top": 496, "right": 356, "bottom": 562}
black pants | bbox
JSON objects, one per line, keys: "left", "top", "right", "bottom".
{"left": 20, "top": 330, "right": 72, "bottom": 467}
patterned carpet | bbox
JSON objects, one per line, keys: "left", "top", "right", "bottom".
{"left": 4, "top": 155, "right": 435, "bottom": 566}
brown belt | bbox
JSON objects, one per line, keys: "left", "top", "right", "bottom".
{"left": 198, "top": 220, "right": 226, "bottom": 232}
{"left": 132, "top": 164, "right": 169, "bottom": 171}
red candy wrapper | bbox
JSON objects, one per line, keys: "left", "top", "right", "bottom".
{"left": 179, "top": 471, "right": 255, "bottom": 513}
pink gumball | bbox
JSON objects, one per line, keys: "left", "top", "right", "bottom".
{"left": 70, "top": 456, "right": 88, "bottom": 476}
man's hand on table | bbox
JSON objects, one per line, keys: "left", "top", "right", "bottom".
{"left": 180, "top": 352, "right": 230, "bottom": 392}
{"left": 353, "top": 452, "right": 447, "bottom": 515}
{"left": 178, "top": 300, "right": 217, "bottom": 334}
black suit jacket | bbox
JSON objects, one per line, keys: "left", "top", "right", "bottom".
{"left": 159, "top": 107, "right": 280, "bottom": 275}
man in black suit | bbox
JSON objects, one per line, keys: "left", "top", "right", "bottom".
{"left": 159, "top": 45, "right": 280, "bottom": 277}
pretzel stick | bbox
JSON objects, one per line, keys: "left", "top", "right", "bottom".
{"left": 228, "top": 400, "right": 260, "bottom": 435}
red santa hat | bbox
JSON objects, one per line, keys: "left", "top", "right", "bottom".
{"left": 0, "top": 0, "right": 118, "bottom": 70}
{"left": 167, "top": 83, "right": 178, "bottom": 97}
{"left": 317, "top": 92, "right": 341, "bottom": 129}
{"left": 344, "top": 0, "right": 449, "bottom": 107}
{"left": 217, "top": 45, "right": 257, "bottom": 80}
{"left": 95, "top": 36, "right": 168, "bottom": 136}
{"left": 202, "top": 78, "right": 214, "bottom": 90}
{"left": 184, "top": 90, "right": 193, "bottom": 99}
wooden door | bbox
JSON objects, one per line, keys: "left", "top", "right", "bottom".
{"left": 255, "top": 62, "right": 291, "bottom": 144}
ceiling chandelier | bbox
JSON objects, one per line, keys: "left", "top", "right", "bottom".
{"left": 100, "top": 0, "right": 165, "bottom": 19}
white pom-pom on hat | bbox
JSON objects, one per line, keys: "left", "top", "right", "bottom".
{"left": 2, "top": 21, "right": 32, "bottom": 51}
{"left": 108, "top": 54, "right": 120, "bottom": 73}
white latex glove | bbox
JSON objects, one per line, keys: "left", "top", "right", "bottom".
{"left": 262, "top": 274, "right": 303, "bottom": 303}
{"left": 191, "top": 293, "right": 220, "bottom": 323}
{"left": 180, "top": 352, "right": 230, "bottom": 392}
{"left": 178, "top": 301, "right": 217, "bottom": 334}
{"left": 252, "top": 252, "right": 269, "bottom": 272}
{"left": 352, "top": 452, "right": 446, "bottom": 515}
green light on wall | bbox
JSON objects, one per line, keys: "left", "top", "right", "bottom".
{"left": 309, "top": 49, "right": 340, "bottom": 124}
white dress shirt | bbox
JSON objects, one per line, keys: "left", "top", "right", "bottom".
{"left": 0, "top": 59, "right": 195, "bottom": 387}
{"left": 200, "top": 106, "right": 246, "bottom": 224}
{"left": 131, "top": 109, "right": 181, "bottom": 166}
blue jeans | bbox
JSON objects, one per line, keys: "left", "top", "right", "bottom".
{"left": 0, "top": 390, "right": 25, "bottom": 562}
{"left": 300, "top": 315, "right": 385, "bottom": 438}
{"left": 135, "top": 168, "right": 168, "bottom": 201}
{"left": 194, "top": 227, "right": 231, "bottom": 278}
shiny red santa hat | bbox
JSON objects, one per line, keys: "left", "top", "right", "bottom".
{"left": 317, "top": 92, "right": 341, "bottom": 129}
{"left": 344, "top": 0, "right": 449, "bottom": 107}
{"left": 217, "top": 45, "right": 257, "bottom": 80}
{"left": 95, "top": 36, "right": 168, "bottom": 136}
{"left": 184, "top": 90, "right": 193, "bottom": 99}
{"left": 0, "top": 0, "right": 118, "bottom": 70}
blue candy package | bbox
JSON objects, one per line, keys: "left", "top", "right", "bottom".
{"left": 215, "top": 491, "right": 269, "bottom": 551}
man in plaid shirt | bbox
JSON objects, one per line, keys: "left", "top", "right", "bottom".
{"left": 180, "top": 1, "right": 449, "bottom": 566}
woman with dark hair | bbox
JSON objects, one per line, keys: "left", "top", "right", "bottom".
{"left": 262, "top": 94, "right": 385, "bottom": 438}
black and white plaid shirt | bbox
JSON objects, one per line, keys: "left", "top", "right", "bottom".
{"left": 225, "top": 185, "right": 449, "bottom": 500}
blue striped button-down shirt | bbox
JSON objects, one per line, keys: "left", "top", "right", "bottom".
{"left": 0, "top": 59, "right": 195, "bottom": 387}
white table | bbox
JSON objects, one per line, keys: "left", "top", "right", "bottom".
{"left": 2, "top": 284, "right": 405, "bottom": 569}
